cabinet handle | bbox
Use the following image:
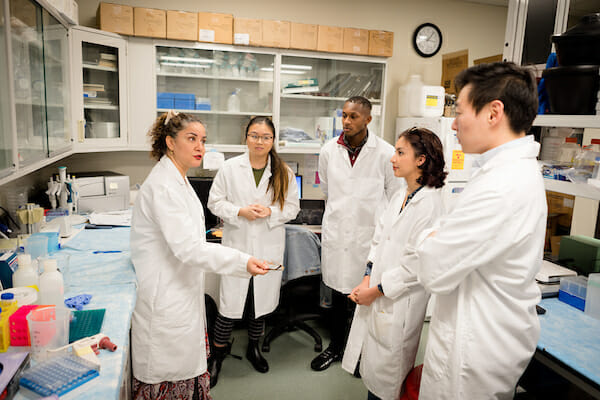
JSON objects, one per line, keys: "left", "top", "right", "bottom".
{"left": 78, "top": 120, "right": 85, "bottom": 142}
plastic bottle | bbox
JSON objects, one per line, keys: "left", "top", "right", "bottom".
{"left": 38, "top": 258, "right": 64, "bottom": 307}
{"left": 13, "top": 253, "right": 39, "bottom": 291}
{"left": 398, "top": 75, "right": 423, "bottom": 117}
{"left": 0, "top": 293, "right": 18, "bottom": 312}
{"left": 556, "top": 137, "right": 580, "bottom": 164}
{"left": 227, "top": 89, "right": 241, "bottom": 112}
{"left": 589, "top": 138, "right": 600, "bottom": 153}
{"left": 593, "top": 157, "right": 600, "bottom": 180}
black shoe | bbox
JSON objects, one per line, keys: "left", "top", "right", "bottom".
{"left": 246, "top": 339, "right": 269, "bottom": 373}
{"left": 207, "top": 342, "right": 231, "bottom": 388}
{"left": 310, "top": 347, "right": 342, "bottom": 371}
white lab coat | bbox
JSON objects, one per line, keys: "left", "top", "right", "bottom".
{"left": 208, "top": 152, "right": 300, "bottom": 318}
{"left": 319, "top": 133, "right": 402, "bottom": 293}
{"left": 130, "top": 156, "right": 251, "bottom": 384}
{"left": 342, "top": 186, "right": 444, "bottom": 400}
{"left": 416, "top": 138, "right": 547, "bottom": 399}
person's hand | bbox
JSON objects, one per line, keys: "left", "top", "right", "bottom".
{"left": 350, "top": 286, "right": 382, "bottom": 306}
{"left": 247, "top": 257, "right": 268, "bottom": 276}
{"left": 253, "top": 204, "right": 272, "bottom": 218}
{"left": 238, "top": 206, "right": 261, "bottom": 221}
{"left": 348, "top": 276, "right": 370, "bottom": 304}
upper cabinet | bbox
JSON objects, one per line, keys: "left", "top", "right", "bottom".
{"left": 71, "top": 27, "right": 128, "bottom": 149}
{"left": 0, "top": 0, "right": 72, "bottom": 183}
{"left": 278, "top": 54, "right": 386, "bottom": 152}
{"left": 154, "top": 45, "right": 275, "bottom": 151}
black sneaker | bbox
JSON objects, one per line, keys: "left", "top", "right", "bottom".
{"left": 310, "top": 347, "right": 342, "bottom": 371}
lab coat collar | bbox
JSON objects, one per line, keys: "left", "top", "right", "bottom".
{"left": 159, "top": 155, "right": 188, "bottom": 186}
{"left": 474, "top": 136, "right": 540, "bottom": 176}
{"left": 391, "top": 185, "right": 435, "bottom": 217}
{"left": 240, "top": 151, "right": 273, "bottom": 181}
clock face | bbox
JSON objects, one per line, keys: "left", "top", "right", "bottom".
{"left": 413, "top": 23, "right": 442, "bottom": 58}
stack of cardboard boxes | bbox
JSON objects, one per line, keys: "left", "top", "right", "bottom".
{"left": 546, "top": 191, "right": 575, "bottom": 257}
{"left": 96, "top": 2, "right": 393, "bottom": 57}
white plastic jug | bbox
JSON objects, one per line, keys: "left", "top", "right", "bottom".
{"left": 38, "top": 258, "right": 64, "bottom": 307}
{"left": 13, "top": 253, "right": 39, "bottom": 290}
{"left": 398, "top": 75, "right": 423, "bottom": 117}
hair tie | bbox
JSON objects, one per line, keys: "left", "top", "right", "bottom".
{"left": 164, "top": 109, "right": 179, "bottom": 126}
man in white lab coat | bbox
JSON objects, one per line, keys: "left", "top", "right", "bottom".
{"left": 312, "top": 96, "right": 402, "bottom": 371}
{"left": 416, "top": 62, "right": 547, "bottom": 399}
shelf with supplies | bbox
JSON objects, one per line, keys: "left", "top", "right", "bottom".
{"left": 534, "top": 115, "right": 600, "bottom": 129}
{"left": 82, "top": 63, "right": 118, "bottom": 72}
{"left": 84, "top": 104, "right": 119, "bottom": 110}
{"left": 156, "top": 108, "right": 272, "bottom": 117}
{"left": 280, "top": 94, "right": 381, "bottom": 103}
{"left": 156, "top": 71, "right": 272, "bottom": 82}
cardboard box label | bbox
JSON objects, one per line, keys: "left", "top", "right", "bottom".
{"left": 199, "top": 29, "right": 215, "bottom": 42}
{"left": 234, "top": 33, "right": 250, "bottom": 45}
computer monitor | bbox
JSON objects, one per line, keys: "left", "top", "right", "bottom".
{"left": 296, "top": 175, "right": 302, "bottom": 199}
{"left": 187, "top": 177, "right": 219, "bottom": 230}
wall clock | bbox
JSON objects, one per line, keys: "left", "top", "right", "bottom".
{"left": 413, "top": 23, "right": 443, "bottom": 58}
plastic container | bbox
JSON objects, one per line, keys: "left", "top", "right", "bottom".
{"left": 227, "top": 89, "right": 240, "bottom": 112}
{"left": 26, "top": 306, "right": 71, "bottom": 361}
{"left": 0, "top": 293, "right": 18, "bottom": 312}
{"left": 9, "top": 304, "right": 40, "bottom": 345}
{"left": 556, "top": 137, "right": 580, "bottom": 164}
{"left": 398, "top": 75, "right": 423, "bottom": 117}
{"left": 0, "top": 307, "right": 8, "bottom": 352}
{"left": 38, "top": 259, "right": 64, "bottom": 307}
{"left": 542, "top": 65, "right": 600, "bottom": 115}
{"left": 558, "top": 275, "right": 588, "bottom": 311}
{"left": 398, "top": 75, "right": 445, "bottom": 117}
{"left": 25, "top": 235, "right": 48, "bottom": 261}
{"left": 593, "top": 157, "right": 600, "bottom": 180}
{"left": 0, "top": 287, "right": 38, "bottom": 306}
{"left": 13, "top": 253, "right": 39, "bottom": 291}
{"left": 589, "top": 138, "right": 600, "bottom": 153}
{"left": 585, "top": 273, "right": 600, "bottom": 319}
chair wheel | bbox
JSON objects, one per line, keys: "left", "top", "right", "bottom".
{"left": 314, "top": 343, "right": 322, "bottom": 352}
{"left": 262, "top": 344, "right": 270, "bottom": 352}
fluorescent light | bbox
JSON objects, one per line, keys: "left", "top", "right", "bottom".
{"left": 159, "top": 55, "right": 214, "bottom": 64}
{"left": 281, "top": 70, "right": 307, "bottom": 75}
{"left": 281, "top": 64, "right": 312, "bottom": 70}
{"left": 161, "top": 62, "right": 210, "bottom": 69}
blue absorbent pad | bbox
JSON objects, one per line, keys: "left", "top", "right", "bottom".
{"left": 19, "top": 354, "right": 99, "bottom": 397}
{"left": 64, "top": 294, "right": 93, "bottom": 310}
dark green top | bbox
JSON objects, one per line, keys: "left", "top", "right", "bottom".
{"left": 252, "top": 167, "right": 266, "bottom": 187}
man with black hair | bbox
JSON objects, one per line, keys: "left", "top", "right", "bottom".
{"left": 312, "top": 96, "right": 402, "bottom": 371}
{"left": 416, "top": 62, "right": 547, "bottom": 399}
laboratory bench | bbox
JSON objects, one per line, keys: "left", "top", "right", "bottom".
{"left": 13, "top": 227, "right": 137, "bottom": 400}
{"left": 521, "top": 297, "right": 600, "bottom": 399}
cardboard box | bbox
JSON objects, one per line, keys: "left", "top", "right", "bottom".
{"left": 343, "top": 28, "right": 369, "bottom": 55}
{"left": 233, "top": 18, "right": 262, "bottom": 46}
{"left": 262, "top": 20, "right": 290, "bottom": 48}
{"left": 368, "top": 30, "right": 393, "bottom": 57}
{"left": 317, "top": 25, "right": 344, "bottom": 53}
{"left": 97, "top": 3, "right": 133, "bottom": 36}
{"left": 134, "top": 7, "right": 166, "bottom": 39}
{"left": 441, "top": 49, "right": 468, "bottom": 95}
{"left": 167, "top": 10, "right": 198, "bottom": 41}
{"left": 546, "top": 191, "right": 575, "bottom": 216}
{"left": 474, "top": 54, "right": 503, "bottom": 65}
{"left": 550, "top": 235, "right": 562, "bottom": 257}
{"left": 290, "top": 23, "right": 318, "bottom": 51}
{"left": 198, "top": 12, "right": 233, "bottom": 44}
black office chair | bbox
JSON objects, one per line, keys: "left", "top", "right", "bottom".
{"left": 262, "top": 273, "right": 323, "bottom": 352}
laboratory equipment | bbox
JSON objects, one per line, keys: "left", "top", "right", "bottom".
{"left": 0, "top": 352, "right": 30, "bottom": 399}
{"left": 68, "top": 308, "right": 105, "bottom": 342}
{"left": 227, "top": 88, "right": 241, "bottom": 112}
{"left": 585, "top": 273, "right": 600, "bottom": 319}
{"left": 0, "top": 251, "right": 17, "bottom": 289}
{"left": 558, "top": 275, "right": 588, "bottom": 311}
{"left": 0, "top": 287, "right": 38, "bottom": 306}
{"left": 51, "top": 333, "right": 116, "bottom": 370}
{"left": 16, "top": 204, "right": 44, "bottom": 234}
{"left": 75, "top": 172, "right": 130, "bottom": 213}
{"left": 19, "top": 353, "right": 99, "bottom": 397}
{"left": 25, "top": 235, "right": 48, "bottom": 261}
{"left": 9, "top": 305, "right": 40, "bottom": 346}
{"left": 26, "top": 306, "right": 71, "bottom": 361}
{"left": 13, "top": 253, "right": 39, "bottom": 290}
{"left": 38, "top": 259, "right": 64, "bottom": 307}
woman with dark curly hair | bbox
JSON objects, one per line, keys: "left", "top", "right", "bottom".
{"left": 342, "top": 127, "right": 446, "bottom": 400}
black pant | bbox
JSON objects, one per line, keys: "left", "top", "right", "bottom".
{"left": 328, "top": 287, "right": 356, "bottom": 353}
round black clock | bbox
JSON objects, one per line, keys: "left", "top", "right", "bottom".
{"left": 413, "top": 23, "right": 443, "bottom": 58}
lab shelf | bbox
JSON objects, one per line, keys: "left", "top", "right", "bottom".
{"left": 82, "top": 63, "right": 117, "bottom": 72}
{"left": 544, "top": 179, "right": 600, "bottom": 201}
{"left": 281, "top": 93, "right": 381, "bottom": 103}
{"left": 156, "top": 71, "right": 272, "bottom": 82}
{"left": 156, "top": 108, "right": 272, "bottom": 117}
{"left": 84, "top": 104, "right": 119, "bottom": 110}
{"left": 534, "top": 115, "right": 600, "bottom": 129}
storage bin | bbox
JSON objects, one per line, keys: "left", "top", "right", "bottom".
{"left": 559, "top": 275, "right": 588, "bottom": 311}
{"left": 9, "top": 305, "right": 40, "bottom": 346}
{"left": 542, "top": 65, "right": 600, "bottom": 115}
{"left": 174, "top": 93, "right": 196, "bottom": 110}
{"left": 157, "top": 92, "right": 175, "bottom": 109}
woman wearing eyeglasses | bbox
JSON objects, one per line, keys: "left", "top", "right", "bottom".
{"left": 342, "top": 127, "right": 447, "bottom": 400}
{"left": 207, "top": 116, "right": 300, "bottom": 386}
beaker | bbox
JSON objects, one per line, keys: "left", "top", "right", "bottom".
{"left": 26, "top": 306, "right": 71, "bottom": 361}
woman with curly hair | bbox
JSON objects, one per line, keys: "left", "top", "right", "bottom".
{"left": 341, "top": 127, "right": 447, "bottom": 400}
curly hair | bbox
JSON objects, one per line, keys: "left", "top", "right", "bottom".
{"left": 148, "top": 112, "right": 205, "bottom": 161}
{"left": 398, "top": 127, "right": 447, "bottom": 188}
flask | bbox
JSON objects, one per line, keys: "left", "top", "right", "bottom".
{"left": 227, "top": 89, "right": 241, "bottom": 112}
{"left": 13, "top": 253, "right": 39, "bottom": 290}
{"left": 38, "top": 258, "right": 64, "bottom": 307}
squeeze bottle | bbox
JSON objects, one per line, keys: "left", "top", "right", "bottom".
{"left": 13, "top": 253, "right": 39, "bottom": 290}
{"left": 39, "top": 258, "right": 64, "bottom": 307}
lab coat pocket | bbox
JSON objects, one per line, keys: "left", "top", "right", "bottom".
{"left": 424, "top": 319, "right": 454, "bottom": 382}
{"left": 368, "top": 302, "right": 395, "bottom": 349}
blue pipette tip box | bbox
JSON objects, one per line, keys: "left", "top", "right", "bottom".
{"left": 19, "top": 354, "right": 99, "bottom": 397}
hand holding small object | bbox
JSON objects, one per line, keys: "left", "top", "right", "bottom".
{"left": 247, "top": 257, "right": 269, "bottom": 276}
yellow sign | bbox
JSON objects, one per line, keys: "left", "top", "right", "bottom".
{"left": 451, "top": 150, "right": 465, "bottom": 170}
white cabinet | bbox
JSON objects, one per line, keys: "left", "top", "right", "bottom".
{"left": 71, "top": 26, "right": 128, "bottom": 150}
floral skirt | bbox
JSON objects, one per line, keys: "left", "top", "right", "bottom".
{"left": 132, "top": 330, "right": 212, "bottom": 400}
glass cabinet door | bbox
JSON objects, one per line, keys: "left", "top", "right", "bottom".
{"left": 155, "top": 46, "right": 275, "bottom": 147}
{"left": 0, "top": 3, "right": 13, "bottom": 175}
{"left": 72, "top": 27, "right": 127, "bottom": 147}
{"left": 10, "top": 0, "right": 48, "bottom": 166}
{"left": 278, "top": 55, "right": 385, "bottom": 149}
{"left": 42, "top": 9, "right": 70, "bottom": 155}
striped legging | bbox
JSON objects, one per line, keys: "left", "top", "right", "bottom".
{"left": 214, "top": 277, "right": 265, "bottom": 345}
